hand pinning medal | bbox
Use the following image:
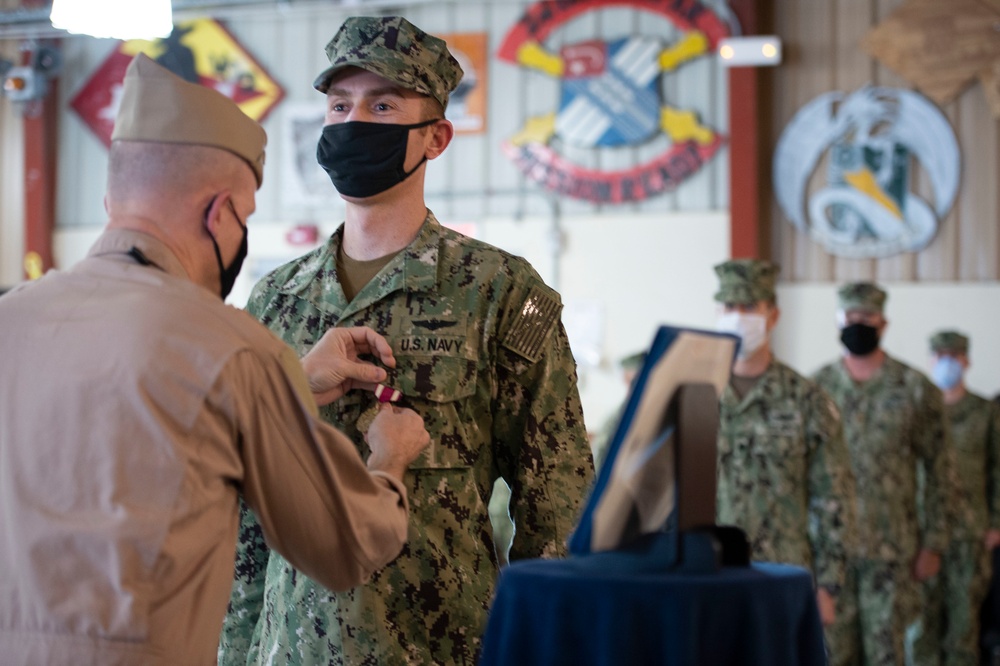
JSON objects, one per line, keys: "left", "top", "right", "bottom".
{"left": 357, "top": 383, "right": 404, "bottom": 434}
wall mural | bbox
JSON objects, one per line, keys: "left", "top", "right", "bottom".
{"left": 69, "top": 19, "right": 285, "bottom": 148}
{"left": 496, "top": 0, "right": 731, "bottom": 204}
{"left": 773, "top": 86, "right": 960, "bottom": 259}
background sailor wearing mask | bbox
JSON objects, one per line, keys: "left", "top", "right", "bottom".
{"left": 713, "top": 259, "right": 857, "bottom": 661}
{"left": 813, "top": 282, "right": 956, "bottom": 666}
{"left": 909, "top": 331, "right": 1000, "bottom": 666}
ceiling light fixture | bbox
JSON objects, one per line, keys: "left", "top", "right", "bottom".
{"left": 50, "top": 0, "right": 173, "bottom": 40}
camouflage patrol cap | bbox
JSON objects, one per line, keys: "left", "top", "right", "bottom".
{"left": 837, "top": 282, "right": 887, "bottom": 313}
{"left": 619, "top": 351, "right": 646, "bottom": 372}
{"left": 313, "top": 16, "right": 464, "bottom": 110}
{"left": 930, "top": 330, "right": 969, "bottom": 354}
{"left": 111, "top": 54, "right": 266, "bottom": 188}
{"left": 713, "top": 259, "right": 779, "bottom": 304}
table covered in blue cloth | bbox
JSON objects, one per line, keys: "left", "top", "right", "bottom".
{"left": 479, "top": 544, "right": 826, "bottom": 666}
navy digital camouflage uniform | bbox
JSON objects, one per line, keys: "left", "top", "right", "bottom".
{"left": 589, "top": 351, "right": 645, "bottom": 473}
{"left": 219, "top": 213, "right": 594, "bottom": 665}
{"left": 813, "top": 283, "right": 955, "bottom": 666}
{"left": 718, "top": 360, "right": 857, "bottom": 589}
{"left": 911, "top": 331, "right": 1000, "bottom": 666}
{"left": 712, "top": 260, "right": 857, "bottom": 596}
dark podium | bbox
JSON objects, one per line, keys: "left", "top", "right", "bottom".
{"left": 479, "top": 328, "right": 827, "bottom": 666}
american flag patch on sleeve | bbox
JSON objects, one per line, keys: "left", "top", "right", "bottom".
{"left": 502, "top": 283, "right": 562, "bottom": 363}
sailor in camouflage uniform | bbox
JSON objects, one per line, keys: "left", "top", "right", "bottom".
{"left": 910, "top": 331, "right": 1000, "bottom": 666}
{"left": 813, "top": 282, "right": 955, "bottom": 666}
{"left": 589, "top": 350, "right": 645, "bottom": 473}
{"left": 218, "top": 16, "right": 594, "bottom": 666}
{"left": 712, "top": 260, "right": 858, "bottom": 650}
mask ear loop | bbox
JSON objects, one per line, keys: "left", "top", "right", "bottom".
{"left": 205, "top": 195, "right": 227, "bottom": 275}
{"left": 205, "top": 195, "right": 232, "bottom": 294}
{"left": 400, "top": 118, "right": 442, "bottom": 178}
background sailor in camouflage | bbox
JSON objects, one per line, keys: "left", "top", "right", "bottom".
{"left": 712, "top": 259, "right": 858, "bottom": 649}
{"left": 219, "top": 16, "right": 593, "bottom": 666}
{"left": 813, "top": 282, "right": 955, "bottom": 666}
{"left": 909, "top": 331, "right": 1000, "bottom": 666}
{"left": 589, "top": 350, "right": 646, "bottom": 473}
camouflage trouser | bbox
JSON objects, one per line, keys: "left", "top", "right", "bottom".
{"left": 827, "top": 559, "right": 919, "bottom": 666}
{"left": 907, "top": 539, "right": 990, "bottom": 666}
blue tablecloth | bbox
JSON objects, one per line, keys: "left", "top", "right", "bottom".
{"left": 479, "top": 544, "right": 826, "bottom": 666}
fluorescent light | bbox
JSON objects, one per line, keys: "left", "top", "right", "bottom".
{"left": 51, "top": 0, "right": 173, "bottom": 40}
{"left": 717, "top": 36, "right": 782, "bottom": 67}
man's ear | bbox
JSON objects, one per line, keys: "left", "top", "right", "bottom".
{"left": 767, "top": 304, "right": 781, "bottom": 330}
{"left": 202, "top": 193, "right": 229, "bottom": 237}
{"left": 425, "top": 119, "right": 454, "bottom": 160}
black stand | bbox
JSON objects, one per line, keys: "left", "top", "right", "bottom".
{"left": 672, "top": 383, "right": 750, "bottom": 573}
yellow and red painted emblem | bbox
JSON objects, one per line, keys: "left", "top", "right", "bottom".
{"left": 497, "top": 0, "right": 729, "bottom": 204}
{"left": 70, "top": 19, "right": 285, "bottom": 148}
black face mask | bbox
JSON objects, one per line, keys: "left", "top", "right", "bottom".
{"left": 316, "top": 119, "right": 439, "bottom": 198}
{"left": 209, "top": 198, "right": 248, "bottom": 300}
{"left": 840, "top": 322, "right": 880, "bottom": 356}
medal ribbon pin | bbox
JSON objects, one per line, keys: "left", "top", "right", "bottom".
{"left": 357, "top": 383, "right": 403, "bottom": 433}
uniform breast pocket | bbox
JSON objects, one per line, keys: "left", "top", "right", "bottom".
{"left": 391, "top": 351, "right": 479, "bottom": 470}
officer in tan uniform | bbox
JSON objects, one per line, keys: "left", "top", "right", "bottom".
{"left": 712, "top": 259, "right": 857, "bottom": 659}
{"left": 910, "top": 331, "right": 1000, "bottom": 666}
{"left": 220, "top": 15, "right": 594, "bottom": 666}
{"left": 0, "top": 54, "right": 429, "bottom": 665}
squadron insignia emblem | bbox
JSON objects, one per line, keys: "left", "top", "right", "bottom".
{"left": 496, "top": 0, "right": 731, "bottom": 204}
{"left": 773, "top": 86, "right": 960, "bottom": 258}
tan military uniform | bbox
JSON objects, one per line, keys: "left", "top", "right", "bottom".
{"left": 0, "top": 230, "right": 410, "bottom": 665}
{"left": 220, "top": 213, "right": 594, "bottom": 665}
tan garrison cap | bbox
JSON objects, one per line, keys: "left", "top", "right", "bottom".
{"left": 713, "top": 259, "right": 779, "bottom": 304}
{"left": 930, "top": 330, "right": 969, "bottom": 354}
{"left": 112, "top": 53, "right": 267, "bottom": 188}
{"left": 837, "top": 282, "right": 887, "bottom": 313}
{"left": 313, "top": 16, "right": 463, "bottom": 110}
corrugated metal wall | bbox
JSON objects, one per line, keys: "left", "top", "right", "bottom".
{"left": 768, "top": 0, "right": 1000, "bottom": 282}
{"left": 45, "top": 0, "right": 729, "bottom": 233}
{"left": 0, "top": 19, "right": 24, "bottom": 287}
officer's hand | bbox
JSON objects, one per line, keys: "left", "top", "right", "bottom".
{"left": 365, "top": 404, "right": 430, "bottom": 480}
{"left": 912, "top": 548, "right": 941, "bottom": 581}
{"left": 816, "top": 587, "right": 836, "bottom": 626}
{"left": 986, "top": 529, "right": 1000, "bottom": 551}
{"left": 301, "top": 327, "right": 395, "bottom": 406}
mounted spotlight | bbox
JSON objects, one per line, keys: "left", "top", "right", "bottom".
{"left": 718, "top": 36, "right": 782, "bottom": 67}
{"left": 0, "top": 45, "right": 62, "bottom": 104}
{"left": 3, "top": 65, "right": 47, "bottom": 102}
{"left": 50, "top": 0, "right": 173, "bottom": 40}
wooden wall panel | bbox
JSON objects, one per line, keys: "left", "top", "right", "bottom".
{"left": 770, "top": 0, "right": 1000, "bottom": 283}
{"left": 958, "top": 86, "right": 999, "bottom": 280}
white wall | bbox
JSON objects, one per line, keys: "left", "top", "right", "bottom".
{"left": 773, "top": 283, "right": 1000, "bottom": 400}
